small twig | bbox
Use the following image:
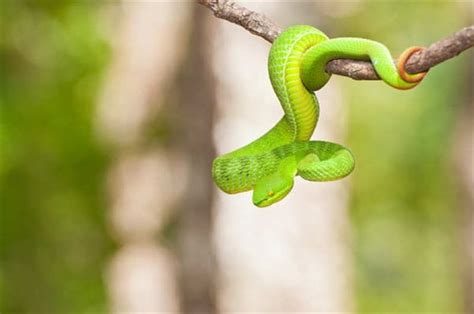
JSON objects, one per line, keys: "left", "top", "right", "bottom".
{"left": 198, "top": 0, "right": 474, "bottom": 80}
{"left": 198, "top": 0, "right": 281, "bottom": 42}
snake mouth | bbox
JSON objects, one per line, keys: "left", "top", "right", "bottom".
{"left": 254, "top": 199, "right": 269, "bottom": 207}
{"left": 253, "top": 194, "right": 274, "bottom": 207}
{"left": 254, "top": 197, "right": 279, "bottom": 208}
{"left": 253, "top": 187, "right": 293, "bottom": 208}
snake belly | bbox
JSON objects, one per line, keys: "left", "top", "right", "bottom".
{"left": 212, "top": 25, "right": 426, "bottom": 207}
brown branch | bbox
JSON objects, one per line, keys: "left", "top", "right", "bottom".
{"left": 198, "top": 0, "right": 474, "bottom": 80}
{"left": 198, "top": 0, "right": 281, "bottom": 42}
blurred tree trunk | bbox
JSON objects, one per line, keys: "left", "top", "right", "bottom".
{"left": 454, "top": 49, "right": 474, "bottom": 314}
{"left": 453, "top": 12, "right": 474, "bottom": 314}
{"left": 96, "top": 2, "right": 192, "bottom": 313}
{"left": 173, "top": 6, "right": 217, "bottom": 314}
{"left": 212, "top": 3, "right": 354, "bottom": 312}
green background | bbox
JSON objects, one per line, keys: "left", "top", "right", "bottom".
{"left": 1, "top": 1, "right": 471, "bottom": 313}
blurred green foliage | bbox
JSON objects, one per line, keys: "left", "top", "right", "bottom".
{"left": 328, "top": 1, "right": 471, "bottom": 312}
{"left": 0, "top": 1, "right": 471, "bottom": 313}
{"left": 1, "top": 1, "right": 113, "bottom": 312}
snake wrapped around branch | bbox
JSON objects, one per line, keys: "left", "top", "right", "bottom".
{"left": 212, "top": 25, "right": 427, "bottom": 207}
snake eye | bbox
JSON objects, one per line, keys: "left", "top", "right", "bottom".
{"left": 268, "top": 191, "right": 274, "bottom": 196}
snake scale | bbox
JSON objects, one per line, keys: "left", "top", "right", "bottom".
{"left": 212, "top": 25, "right": 427, "bottom": 207}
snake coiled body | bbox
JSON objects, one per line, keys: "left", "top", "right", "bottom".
{"left": 212, "top": 25, "right": 426, "bottom": 207}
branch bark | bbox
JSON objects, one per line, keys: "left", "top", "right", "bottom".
{"left": 198, "top": 0, "right": 474, "bottom": 80}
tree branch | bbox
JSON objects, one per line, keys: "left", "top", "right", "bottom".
{"left": 198, "top": 0, "right": 474, "bottom": 80}
{"left": 198, "top": 0, "right": 281, "bottom": 42}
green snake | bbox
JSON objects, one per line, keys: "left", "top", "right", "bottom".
{"left": 212, "top": 25, "right": 427, "bottom": 207}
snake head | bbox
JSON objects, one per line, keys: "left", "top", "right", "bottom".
{"left": 252, "top": 172, "right": 294, "bottom": 207}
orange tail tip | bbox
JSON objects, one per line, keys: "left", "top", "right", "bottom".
{"left": 397, "top": 46, "right": 428, "bottom": 84}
